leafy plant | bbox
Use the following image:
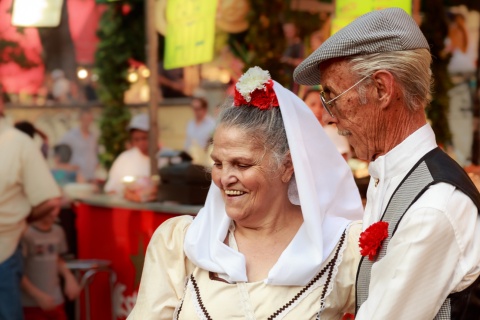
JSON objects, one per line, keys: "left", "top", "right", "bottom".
{"left": 95, "top": 1, "right": 144, "bottom": 169}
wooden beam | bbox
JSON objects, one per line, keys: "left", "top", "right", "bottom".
{"left": 145, "top": 0, "right": 159, "bottom": 176}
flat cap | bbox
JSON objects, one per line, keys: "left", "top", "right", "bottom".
{"left": 294, "top": 7, "right": 429, "bottom": 85}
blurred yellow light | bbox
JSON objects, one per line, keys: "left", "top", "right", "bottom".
{"left": 128, "top": 72, "right": 139, "bottom": 83}
{"left": 122, "top": 176, "right": 135, "bottom": 183}
{"left": 77, "top": 69, "right": 88, "bottom": 79}
{"left": 141, "top": 68, "right": 151, "bottom": 78}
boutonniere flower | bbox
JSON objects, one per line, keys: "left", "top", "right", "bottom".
{"left": 359, "top": 221, "right": 389, "bottom": 261}
{"left": 342, "top": 313, "right": 355, "bottom": 320}
{"left": 234, "top": 66, "right": 279, "bottom": 110}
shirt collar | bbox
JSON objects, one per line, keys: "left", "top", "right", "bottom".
{"left": 368, "top": 124, "right": 437, "bottom": 181}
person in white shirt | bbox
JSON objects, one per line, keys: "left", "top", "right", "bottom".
{"left": 294, "top": 7, "right": 480, "bottom": 319}
{"left": 184, "top": 97, "right": 216, "bottom": 151}
{"left": 104, "top": 114, "right": 151, "bottom": 195}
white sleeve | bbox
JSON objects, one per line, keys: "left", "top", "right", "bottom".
{"left": 127, "top": 216, "right": 194, "bottom": 320}
{"left": 356, "top": 188, "right": 480, "bottom": 319}
{"left": 103, "top": 155, "right": 124, "bottom": 193}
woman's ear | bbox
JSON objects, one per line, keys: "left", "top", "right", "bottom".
{"left": 281, "top": 154, "right": 294, "bottom": 183}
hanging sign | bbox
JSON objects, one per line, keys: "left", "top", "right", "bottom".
{"left": 164, "top": 0, "right": 218, "bottom": 70}
{"left": 332, "top": 0, "right": 412, "bottom": 35}
{"left": 11, "top": 0, "right": 64, "bottom": 27}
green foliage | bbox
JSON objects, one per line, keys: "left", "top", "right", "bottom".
{"left": 242, "top": 0, "right": 289, "bottom": 84}
{"left": 0, "top": 39, "right": 38, "bottom": 69}
{"left": 228, "top": 0, "right": 321, "bottom": 88}
{"left": 95, "top": 1, "right": 145, "bottom": 169}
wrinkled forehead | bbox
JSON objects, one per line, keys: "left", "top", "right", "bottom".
{"left": 318, "top": 57, "right": 351, "bottom": 82}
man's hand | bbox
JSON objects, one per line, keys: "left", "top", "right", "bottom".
{"left": 28, "top": 197, "right": 61, "bottom": 222}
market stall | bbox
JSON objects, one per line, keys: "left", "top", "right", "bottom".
{"left": 73, "top": 195, "right": 200, "bottom": 320}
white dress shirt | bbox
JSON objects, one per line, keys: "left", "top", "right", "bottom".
{"left": 357, "top": 124, "right": 480, "bottom": 319}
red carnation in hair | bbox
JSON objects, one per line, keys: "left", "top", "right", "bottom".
{"left": 234, "top": 88, "right": 248, "bottom": 106}
{"left": 359, "top": 221, "right": 389, "bottom": 261}
{"left": 234, "top": 80, "right": 279, "bottom": 110}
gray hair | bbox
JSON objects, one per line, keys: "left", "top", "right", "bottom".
{"left": 347, "top": 48, "right": 432, "bottom": 111}
{"left": 216, "top": 103, "right": 289, "bottom": 168}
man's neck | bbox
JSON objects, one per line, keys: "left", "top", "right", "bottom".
{"left": 374, "top": 108, "right": 426, "bottom": 161}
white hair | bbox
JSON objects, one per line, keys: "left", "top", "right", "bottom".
{"left": 348, "top": 48, "right": 432, "bottom": 111}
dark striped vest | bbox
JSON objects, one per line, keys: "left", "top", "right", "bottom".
{"left": 355, "top": 147, "right": 480, "bottom": 319}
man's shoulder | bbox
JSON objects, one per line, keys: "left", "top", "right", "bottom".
{"left": 1, "top": 127, "right": 36, "bottom": 149}
{"left": 112, "top": 148, "right": 140, "bottom": 164}
{"left": 412, "top": 182, "right": 475, "bottom": 213}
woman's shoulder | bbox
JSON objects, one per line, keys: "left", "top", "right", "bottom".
{"left": 346, "top": 220, "right": 362, "bottom": 241}
{"left": 342, "top": 220, "right": 362, "bottom": 264}
{"left": 150, "top": 215, "right": 194, "bottom": 247}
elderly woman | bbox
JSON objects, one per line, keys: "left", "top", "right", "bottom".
{"left": 128, "top": 67, "right": 363, "bottom": 319}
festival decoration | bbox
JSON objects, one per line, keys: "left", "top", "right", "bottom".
{"left": 234, "top": 66, "right": 279, "bottom": 109}
{"left": 359, "top": 221, "right": 389, "bottom": 261}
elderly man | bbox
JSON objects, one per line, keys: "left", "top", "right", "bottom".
{"left": 294, "top": 8, "right": 480, "bottom": 319}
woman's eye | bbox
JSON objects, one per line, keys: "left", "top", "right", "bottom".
{"left": 213, "top": 162, "right": 222, "bottom": 168}
{"left": 237, "top": 164, "right": 251, "bottom": 169}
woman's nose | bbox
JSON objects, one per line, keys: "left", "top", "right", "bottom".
{"left": 220, "top": 168, "right": 238, "bottom": 188}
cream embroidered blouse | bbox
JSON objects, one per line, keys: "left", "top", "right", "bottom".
{"left": 128, "top": 216, "right": 362, "bottom": 320}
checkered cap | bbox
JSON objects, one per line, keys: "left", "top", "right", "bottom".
{"left": 293, "top": 7, "right": 430, "bottom": 86}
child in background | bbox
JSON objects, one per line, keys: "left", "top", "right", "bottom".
{"left": 21, "top": 206, "right": 80, "bottom": 320}
{"left": 51, "top": 144, "right": 84, "bottom": 187}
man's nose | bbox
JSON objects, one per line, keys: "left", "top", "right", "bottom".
{"left": 322, "top": 109, "right": 337, "bottom": 125}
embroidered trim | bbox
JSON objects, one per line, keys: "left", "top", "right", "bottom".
{"left": 184, "top": 231, "right": 347, "bottom": 320}
{"left": 317, "top": 230, "right": 348, "bottom": 318}
{"left": 174, "top": 275, "right": 190, "bottom": 319}
{"left": 188, "top": 275, "right": 213, "bottom": 320}
{"left": 268, "top": 231, "right": 347, "bottom": 320}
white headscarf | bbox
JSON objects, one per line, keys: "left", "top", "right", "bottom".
{"left": 184, "top": 71, "right": 363, "bottom": 286}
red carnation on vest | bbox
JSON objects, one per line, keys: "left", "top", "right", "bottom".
{"left": 359, "top": 221, "right": 389, "bottom": 261}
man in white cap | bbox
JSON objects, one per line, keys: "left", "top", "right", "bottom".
{"left": 104, "top": 113, "right": 152, "bottom": 195}
{"left": 294, "top": 7, "right": 480, "bottom": 319}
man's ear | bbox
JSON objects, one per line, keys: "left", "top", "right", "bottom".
{"left": 281, "top": 153, "right": 294, "bottom": 183}
{"left": 371, "top": 70, "right": 395, "bottom": 110}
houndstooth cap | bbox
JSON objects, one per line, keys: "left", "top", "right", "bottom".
{"left": 293, "top": 7, "right": 430, "bottom": 86}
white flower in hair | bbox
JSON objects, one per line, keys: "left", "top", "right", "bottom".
{"left": 235, "top": 66, "right": 271, "bottom": 102}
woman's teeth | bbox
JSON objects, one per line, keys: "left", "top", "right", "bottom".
{"left": 225, "top": 190, "right": 245, "bottom": 196}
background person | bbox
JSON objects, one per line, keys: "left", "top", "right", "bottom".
{"left": 60, "top": 108, "right": 99, "bottom": 182}
{"left": 184, "top": 97, "right": 216, "bottom": 151}
{"left": 0, "top": 86, "right": 61, "bottom": 320}
{"left": 104, "top": 113, "right": 154, "bottom": 196}
{"left": 14, "top": 121, "right": 49, "bottom": 159}
{"left": 128, "top": 67, "right": 363, "bottom": 319}
{"left": 21, "top": 205, "right": 80, "bottom": 320}
{"left": 51, "top": 144, "right": 84, "bottom": 187}
{"left": 294, "top": 7, "right": 480, "bottom": 319}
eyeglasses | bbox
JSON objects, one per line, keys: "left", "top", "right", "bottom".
{"left": 319, "top": 74, "right": 371, "bottom": 118}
